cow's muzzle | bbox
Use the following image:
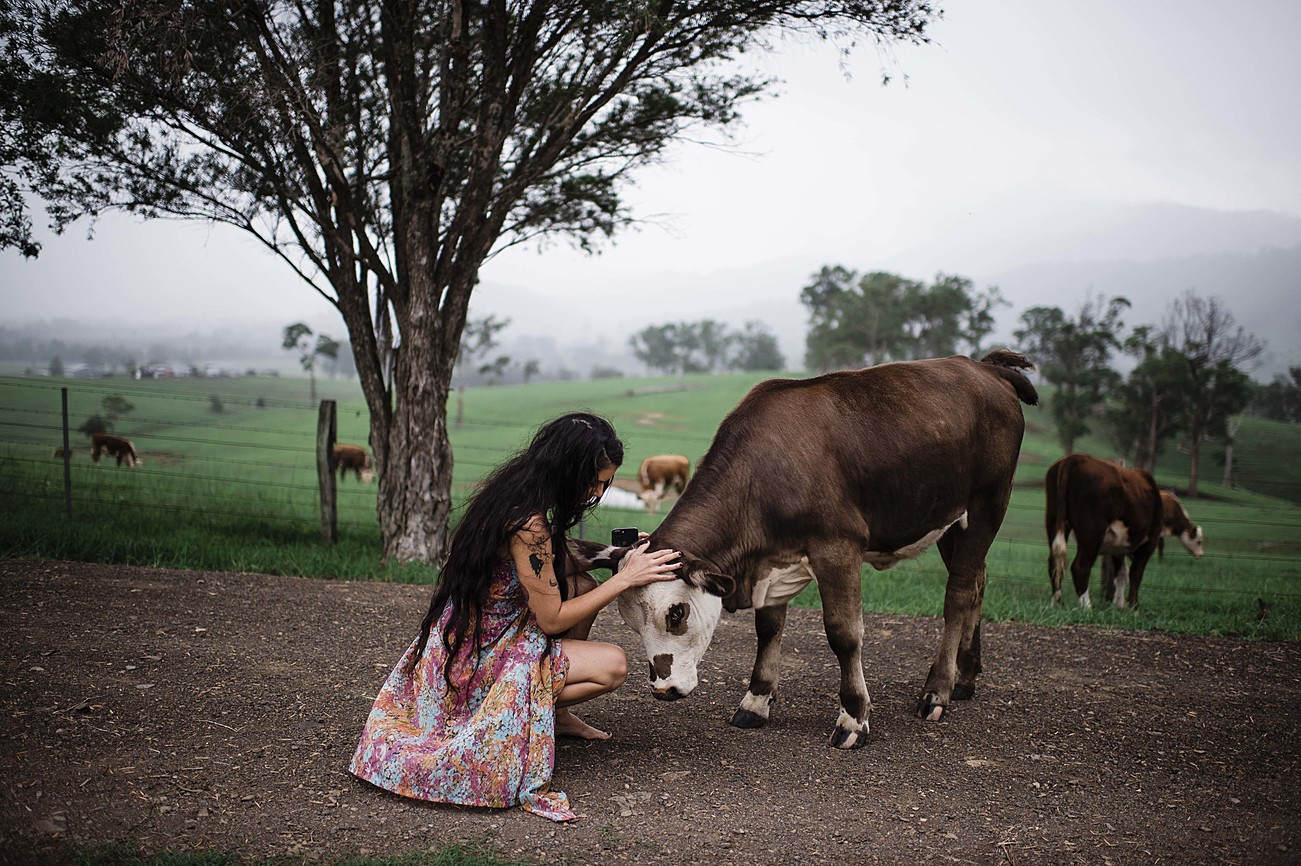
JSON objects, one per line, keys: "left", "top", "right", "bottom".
{"left": 653, "top": 685, "right": 686, "bottom": 701}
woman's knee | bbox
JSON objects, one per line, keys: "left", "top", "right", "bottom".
{"left": 604, "top": 645, "right": 629, "bottom": 689}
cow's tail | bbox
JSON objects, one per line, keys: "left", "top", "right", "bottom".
{"left": 1045, "top": 459, "right": 1071, "bottom": 598}
{"left": 979, "top": 349, "right": 1039, "bottom": 406}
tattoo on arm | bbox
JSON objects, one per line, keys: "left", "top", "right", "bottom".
{"left": 527, "top": 541, "right": 558, "bottom": 587}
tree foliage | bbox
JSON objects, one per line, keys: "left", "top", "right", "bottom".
{"left": 800, "top": 266, "right": 1006, "bottom": 371}
{"left": 1250, "top": 367, "right": 1301, "bottom": 423}
{"left": 281, "top": 322, "right": 339, "bottom": 403}
{"left": 630, "top": 318, "right": 783, "bottom": 374}
{"left": 1160, "top": 291, "right": 1263, "bottom": 495}
{"left": 1013, "top": 294, "right": 1129, "bottom": 454}
{"left": 1104, "top": 327, "right": 1190, "bottom": 472}
{"left": 2, "top": 0, "right": 940, "bottom": 562}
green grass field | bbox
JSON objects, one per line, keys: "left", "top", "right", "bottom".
{"left": 2, "top": 371, "right": 1298, "bottom": 639}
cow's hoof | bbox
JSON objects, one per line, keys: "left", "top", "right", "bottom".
{"left": 829, "top": 725, "right": 867, "bottom": 749}
{"left": 729, "top": 708, "right": 769, "bottom": 729}
{"left": 915, "top": 695, "right": 946, "bottom": 721}
{"left": 951, "top": 683, "right": 976, "bottom": 701}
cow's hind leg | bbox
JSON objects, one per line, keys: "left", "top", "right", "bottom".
{"left": 918, "top": 512, "right": 997, "bottom": 721}
{"left": 730, "top": 603, "right": 787, "bottom": 729}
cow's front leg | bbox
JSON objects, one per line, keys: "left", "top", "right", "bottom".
{"left": 1110, "top": 557, "right": 1131, "bottom": 609}
{"left": 730, "top": 603, "right": 787, "bottom": 729}
{"left": 817, "top": 563, "right": 871, "bottom": 749}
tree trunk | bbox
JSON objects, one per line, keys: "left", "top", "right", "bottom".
{"left": 1145, "top": 392, "right": 1160, "bottom": 473}
{"left": 378, "top": 287, "right": 456, "bottom": 564}
{"left": 1222, "top": 415, "right": 1240, "bottom": 489}
{"left": 1187, "top": 414, "right": 1203, "bottom": 497}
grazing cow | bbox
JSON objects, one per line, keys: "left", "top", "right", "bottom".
{"left": 90, "top": 432, "right": 140, "bottom": 467}
{"left": 333, "top": 443, "right": 375, "bottom": 482}
{"left": 52, "top": 447, "right": 74, "bottom": 459}
{"left": 1045, "top": 454, "right": 1205, "bottom": 610}
{"left": 637, "top": 454, "right": 690, "bottom": 513}
{"left": 575, "top": 350, "right": 1037, "bottom": 748}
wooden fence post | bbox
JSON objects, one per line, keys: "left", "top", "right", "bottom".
{"left": 317, "top": 400, "right": 337, "bottom": 544}
{"left": 61, "top": 387, "right": 72, "bottom": 520}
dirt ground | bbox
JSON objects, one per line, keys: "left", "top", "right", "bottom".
{"left": 1, "top": 558, "right": 1298, "bottom": 866}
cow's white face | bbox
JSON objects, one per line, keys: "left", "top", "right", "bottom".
{"left": 1179, "top": 524, "right": 1205, "bottom": 558}
{"left": 617, "top": 579, "right": 722, "bottom": 700}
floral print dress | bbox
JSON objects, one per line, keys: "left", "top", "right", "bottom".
{"left": 349, "top": 561, "right": 575, "bottom": 821}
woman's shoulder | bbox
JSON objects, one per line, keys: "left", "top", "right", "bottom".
{"left": 512, "top": 513, "right": 551, "bottom": 546}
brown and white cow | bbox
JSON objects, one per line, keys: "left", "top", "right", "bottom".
{"left": 577, "top": 351, "right": 1037, "bottom": 749}
{"left": 637, "top": 454, "right": 690, "bottom": 513}
{"left": 91, "top": 432, "right": 141, "bottom": 467}
{"left": 333, "top": 443, "right": 375, "bottom": 482}
{"left": 1045, "top": 453, "right": 1204, "bottom": 610}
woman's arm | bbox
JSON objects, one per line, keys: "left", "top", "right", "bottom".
{"left": 511, "top": 516, "right": 679, "bottom": 637}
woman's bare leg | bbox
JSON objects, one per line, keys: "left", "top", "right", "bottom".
{"left": 556, "top": 572, "right": 619, "bottom": 739}
{"left": 556, "top": 640, "right": 627, "bottom": 739}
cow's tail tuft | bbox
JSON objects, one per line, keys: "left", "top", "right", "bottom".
{"left": 979, "top": 349, "right": 1039, "bottom": 406}
{"left": 1045, "top": 460, "right": 1071, "bottom": 590}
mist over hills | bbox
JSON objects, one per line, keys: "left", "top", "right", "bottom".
{"left": 4, "top": 200, "right": 1299, "bottom": 381}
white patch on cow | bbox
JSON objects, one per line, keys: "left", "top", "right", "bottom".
{"left": 1050, "top": 531, "right": 1068, "bottom": 559}
{"left": 1100, "top": 520, "right": 1131, "bottom": 555}
{"left": 836, "top": 706, "right": 869, "bottom": 743}
{"left": 739, "top": 690, "right": 774, "bottom": 720}
{"left": 597, "top": 486, "right": 644, "bottom": 510}
{"left": 751, "top": 558, "right": 816, "bottom": 609}
{"left": 617, "top": 579, "right": 723, "bottom": 698}
{"left": 1112, "top": 562, "right": 1130, "bottom": 610}
{"left": 863, "top": 511, "right": 969, "bottom": 571}
{"left": 1179, "top": 527, "right": 1205, "bottom": 558}
{"left": 1078, "top": 590, "right": 1092, "bottom": 609}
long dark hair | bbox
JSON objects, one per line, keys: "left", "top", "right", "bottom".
{"left": 411, "top": 412, "right": 624, "bottom": 681}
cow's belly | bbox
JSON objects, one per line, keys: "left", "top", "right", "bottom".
{"left": 863, "top": 511, "right": 969, "bottom": 571}
{"left": 1099, "top": 520, "right": 1131, "bottom": 555}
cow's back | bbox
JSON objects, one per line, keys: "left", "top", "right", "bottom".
{"left": 1048, "top": 454, "right": 1164, "bottom": 550}
{"left": 679, "top": 356, "right": 1030, "bottom": 550}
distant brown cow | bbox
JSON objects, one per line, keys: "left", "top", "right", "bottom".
{"left": 1046, "top": 454, "right": 1204, "bottom": 609}
{"left": 637, "top": 454, "right": 690, "bottom": 513}
{"left": 333, "top": 443, "right": 375, "bottom": 482}
{"left": 91, "top": 433, "right": 140, "bottom": 467}
{"left": 52, "top": 447, "right": 74, "bottom": 459}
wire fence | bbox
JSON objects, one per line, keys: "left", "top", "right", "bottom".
{"left": 2, "top": 379, "right": 1298, "bottom": 604}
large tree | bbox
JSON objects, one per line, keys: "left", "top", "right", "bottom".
{"left": 1160, "top": 291, "right": 1263, "bottom": 496}
{"left": 2, "top": 0, "right": 939, "bottom": 563}
{"left": 1013, "top": 294, "right": 1129, "bottom": 454}
{"left": 1105, "top": 326, "right": 1190, "bottom": 473}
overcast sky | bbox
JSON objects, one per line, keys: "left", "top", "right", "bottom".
{"left": 4, "top": 0, "right": 1299, "bottom": 370}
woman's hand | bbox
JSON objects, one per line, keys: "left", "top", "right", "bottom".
{"left": 615, "top": 541, "right": 681, "bottom": 589}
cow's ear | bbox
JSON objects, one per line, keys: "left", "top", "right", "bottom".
{"left": 692, "top": 569, "right": 735, "bottom": 599}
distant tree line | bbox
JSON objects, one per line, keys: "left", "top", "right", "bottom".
{"left": 800, "top": 267, "right": 1007, "bottom": 370}
{"left": 629, "top": 319, "right": 785, "bottom": 375}
{"left": 801, "top": 265, "right": 1288, "bottom": 497}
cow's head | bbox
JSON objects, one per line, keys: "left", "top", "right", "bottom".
{"left": 1177, "top": 522, "right": 1205, "bottom": 558}
{"left": 616, "top": 551, "right": 731, "bottom": 700}
{"left": 1161, "top": 492, "right": 1206, "bottom": 558}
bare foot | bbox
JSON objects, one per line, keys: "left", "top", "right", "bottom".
{"left": 555, "top": 707, "right": 611, "bottom": 740}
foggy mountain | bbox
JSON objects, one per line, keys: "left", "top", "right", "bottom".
{"left": 5, "top": 201, "right": 1299, "bottom": 381}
